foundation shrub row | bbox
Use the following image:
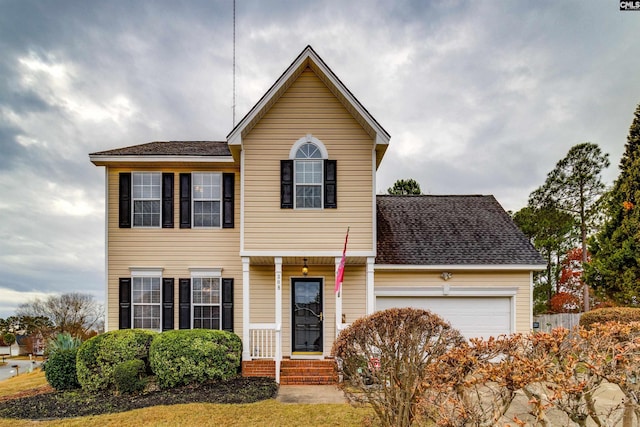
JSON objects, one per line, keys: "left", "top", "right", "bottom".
{"left": 45, "top": 329, "right": 242, "bottom": 394}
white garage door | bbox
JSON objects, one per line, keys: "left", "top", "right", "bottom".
{"left": 376, "top": 296, "right": 512, "bottom": 339}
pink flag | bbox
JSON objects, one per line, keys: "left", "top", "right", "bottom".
{"left": 335, "top": 227, "right": 349, "bottom": 294}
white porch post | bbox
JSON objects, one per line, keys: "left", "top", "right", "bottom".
{"left": 242, "top": 257, "right": 251, "bottom": 361}
{"left": 274, "top": 257, "right": 282, "bottom": 383}
{"left": 366, "top": 257, "right": 375, "bottom": 315}
{"left": 335, "top": 256, "right": 343, "bottom": 337}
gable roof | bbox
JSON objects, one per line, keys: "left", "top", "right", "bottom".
{"left": 227, "top": 45, "right": 390, "bottom": 167}
{"left": 376, "top": 195, "right": 545, "bottom": 267}
{"left": 89, "top": 141, "right": 232, "bottom": 165}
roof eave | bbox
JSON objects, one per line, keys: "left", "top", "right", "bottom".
{"left": 374, "top": 263, "right": 547, "bottom": 271}
{"left": 89, "top": 155, "right": 235, "bottom": 166}
{"left": 227, "top": 45, "right": 390, "bottom": 152}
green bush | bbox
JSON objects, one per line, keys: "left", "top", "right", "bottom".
{"left": 76, "top": 329, "right": 156, "bottom": 392}
{"left": 113, "top": 359, "right": 146, "bottom": 394}
{"left": 149, "top": 329, "right": 242, "bottom": 389}
{"left": 580, "top": 307, "right": 640, "bottom": 329}
{"left": 44, "top": 348, "right": 80, "bottom": 390}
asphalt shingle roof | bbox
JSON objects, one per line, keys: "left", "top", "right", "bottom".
{"left": 90, "top": 141, "right": 231, "bottom": 156}
{"left": 376, "top": 195, "right": 545, "bottom": 266}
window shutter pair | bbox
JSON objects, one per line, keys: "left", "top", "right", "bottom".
{"left": 179, "top": 173, "right": 235, "bottom": 229}
{"left": 118, "top": 278, "right": 174, "bottom": 330}
{"left": 118, "top": 173, "right": 174, "bottom": 228}
{"left": 177, "top": 278, "right": 234, "bottom": 332}
{"left": 119, "top": 277, "right": 233, "bottom": 331}
{"left": 280, "top": 160, "right": 337, "bottom": 209}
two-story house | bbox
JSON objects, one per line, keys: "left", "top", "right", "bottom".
{"left": 90, "top": 46, "right": 545, "bottom": 384}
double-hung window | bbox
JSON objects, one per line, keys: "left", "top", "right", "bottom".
{"left": 294, "top": 143, "right": 323, "bottom": 209}
{"left": 132, "top": 276, "right": 161, "bottom": 330}
{"left": 192, "top": 277, "right": 221, "bottom": 329}
{"left": 132, "top": 172, "right": 161, "bottom": 227}
{"left": 192, "top": 173, "right": 222, "bottom": 228}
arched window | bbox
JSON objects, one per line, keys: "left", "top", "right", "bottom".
{"left": 280, "top": 135, "right": 336, "bottom": 209}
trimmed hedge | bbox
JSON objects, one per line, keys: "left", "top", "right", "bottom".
{"left": 580, "top": 307, "right": 640, "bottom": 329}
{"left": 44, "top": 348, "right": 80, "bottom": 390}
{"left": 76, "top": 329, "right": 156, "bottom": 393}
{"left": 113, "top": 359, "right": 146, "bottom": 394}
{"left": 149, "top": 329, "right": 242, "bottom": 389}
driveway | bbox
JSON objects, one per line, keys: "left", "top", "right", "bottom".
{"left": 0, "top": 359, "right": 41, "bottom": 382}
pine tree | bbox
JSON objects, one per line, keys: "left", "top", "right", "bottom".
{"left": 387, "top": 178, "right": 422, "bottom": 195}
{"left": 586, "top": 104, "right": 640, "bottom": 306}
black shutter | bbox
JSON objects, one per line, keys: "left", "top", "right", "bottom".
{"left": 178, "top": 278, "right": 191, "bottom": 329}
{"left": 119, "top": 278, "right": 131, "bottom": 329}
{"left": 281, "top": 160, "right": 293, "bottom": 209}
{"left": 179, "top": 173, "right": 191, "bottom": 228}
{"left": 162, "top": 173, "right": 174, "bottom": 228}
{"left": 222, "top": 173, "right": 235, "bottom": 228}
{"left": 222, "top": 278, "right": 234, "bottom": 332}
{"left": 324, "top": 159, "right": 337, "bottom": 209}
{"left": 119, "top": 173, "right": 131, "bottom": 228}
{"left": 162, "top": 278, "right": 174, "bottom": 331}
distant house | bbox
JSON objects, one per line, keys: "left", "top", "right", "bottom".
{"left": 90, "top": 46, "right": 545, "bottom": 383}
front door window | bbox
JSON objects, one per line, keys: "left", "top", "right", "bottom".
{"left": 292, "top": 278, "right": 323, "bottom": 353}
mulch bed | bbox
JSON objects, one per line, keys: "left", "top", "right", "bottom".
{"left": 0, "top": 377, "right": 278, "bottom": 420}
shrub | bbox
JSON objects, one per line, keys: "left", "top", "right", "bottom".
{"left": 46, "top": 332, "right": 82, "bottom": 356}
{"left": 149, "top": 329, "right": 242, "bottom": 389}
{"left": 580, "top": 307, "right": 640, "bottom": 329}
{"left": 332, "top": 308, "right": 466, "bottom": 427}
{"left": 76, "top": 329, "right": 156, "bottom": 392}
{"left": 113, "top": 359, "right": 146, "bottom": 394}
{"left": 44, "top": 348, "right": 80, "bottom": 390}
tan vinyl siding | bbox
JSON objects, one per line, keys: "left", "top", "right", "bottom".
{"left": 243, "top": 67, "right": 375, "bottom": 252}
{"left": 106, "top": 165, "right": 242, "bottom": 334}
{"left": 374, "top": 270, "right": 532, "bottom": 334}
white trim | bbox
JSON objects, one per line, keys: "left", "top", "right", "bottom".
{"left": 242, "top": 257, "right": 251, "bottom": 361}
{"left": 190, "top": 276, "right": 222, "bottom": 330}
{"left": 227, "top": 46, "right": 390, "bottom": 148}
{"left": 290, "top": 276, "right": 325, "bottom": 356}
{"left": 274, "top": 257, "right": 283, "bottom": 382}
{"left": 240, "top": 149, "right": 245, "bottom": 253}
{"left": 374, "top": 286, "right": 519, "bottom": 297}
{"left": 288, "top": 134, "right": 329, "bottom": 159}
{"left": 129, "top": 267, "right": 164, "bottom": 276}
{"left": 104, "top": 168, "right": 109, "bottom": 331}
{"left": 189, "top": 268, "right": 223, "bottom": 278}
{"left": 191, "top": 172, "right": 223, "bottom": 229}
{"left": 530, "top": 271, "right": 534, "bottom": 331}
{"left": 371, "top": 148, "right": 377, "bottom": 255}
{"left": 335, "top": 257, "right": 342, "bottom": 339}
{"left": 131, "top": 171, "right": 162, "bottom": 228}
{"left": 374, "top": 264, "right": 547, "bottom": 271}
{"left": 240, "top": 250, "right": 375, "bottom": 257}
{"left": 366, "top": 257, "right": 375, "bottom": 315}
{"left": 90, "top": 155, "right": 235, "bottom": 164}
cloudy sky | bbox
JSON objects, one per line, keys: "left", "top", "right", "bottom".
{"left": 0, "top": 0, "right": 638, "bottom": 318}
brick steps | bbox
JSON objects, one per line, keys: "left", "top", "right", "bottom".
{"left": 242, "top": 359, "right": 338, "bottom": 385}
{"left": 279, "top": 360, "right": 337, "bottom": 385}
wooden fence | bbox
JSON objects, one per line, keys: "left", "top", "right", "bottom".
{"left": 533, "top": 313, "right": 582, "bottom": 332}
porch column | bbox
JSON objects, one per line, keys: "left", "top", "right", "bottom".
{"left": 366, "top": 257, "right": 375, "bottom": 315}
{"left": 242, "top": 257, "right": 251, "bottom": 361}
{"left": 274, "top": 257, "right": 282, "bottom": 383}
{"left": 335, "top": 256, "right": 343, "bottom": 337}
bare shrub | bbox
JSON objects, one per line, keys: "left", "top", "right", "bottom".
{"left": 332, "top": 307, "right": 465, "bottom": 427}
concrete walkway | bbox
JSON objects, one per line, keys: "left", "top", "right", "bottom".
{"left": 276, "top": 385, "right": 347, "bottom": 404}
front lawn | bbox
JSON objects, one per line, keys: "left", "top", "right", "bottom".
{"left": 0, "top": 371, "right": 371, "bottom": 426}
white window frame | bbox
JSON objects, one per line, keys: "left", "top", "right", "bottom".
{"left": 191, "top": 269, "right": 223, "bottom": 329}
{"left": 132, "top": 172, "right": 162, "bottom": 228}
{"left": 289, "top": 135, "right": 328, "bottom": 210}
{"left": 130, "top": 268, "right": 163, "bottom": 331}
{"left": 192, "top": 172, "right": 222, "bottom": 228}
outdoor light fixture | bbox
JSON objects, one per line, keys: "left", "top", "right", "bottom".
{"left": 302, "top": 258, "right": 309, "bottom": 276}
{"left": 440, "top": 272, "right": 453, "bottom": 281}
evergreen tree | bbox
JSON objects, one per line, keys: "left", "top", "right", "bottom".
{"left": 529, "top": 142, "right": 610, "bottom": 311}
{"left": 586, "top": 104, "right": 640, "bottom": 306}
{"left": 387, "top": 178, "right": 422, "bottom": 195}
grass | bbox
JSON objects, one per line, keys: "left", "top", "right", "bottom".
{"left": 0, "top": 370, "right": 372, "bottom": 426}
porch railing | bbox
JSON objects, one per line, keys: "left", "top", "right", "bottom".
{"left": 248, "top": 323, "right": 281, "bottom": 383}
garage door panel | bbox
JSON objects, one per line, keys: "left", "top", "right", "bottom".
{"left": 376, "top": 296, "right": 511, "bottom": 339}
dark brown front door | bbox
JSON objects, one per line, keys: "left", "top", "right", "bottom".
{"left": 292, "top": 278, "right": 323, "bottom": 353}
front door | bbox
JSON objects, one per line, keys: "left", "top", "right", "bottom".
{"left": 292, "top": 278, "right": 323, "bottom": 354}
